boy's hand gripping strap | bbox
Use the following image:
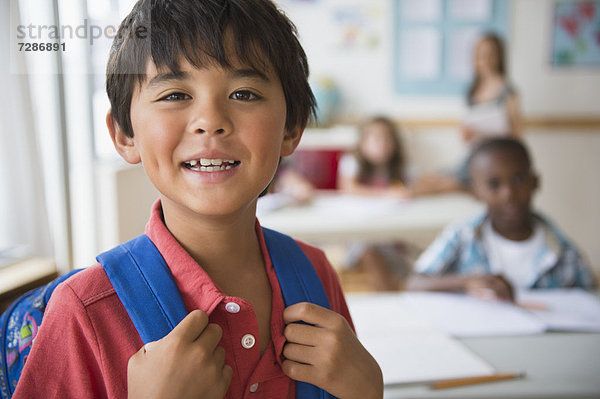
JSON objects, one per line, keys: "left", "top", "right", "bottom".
{"left": 261, "top": 228, "right": 336, "bottom": 399}
{"left": 98, "top": 231, "right": 336, "bottom": 398}
{"left": 97, "top": 235, "right": 187, "bottom": 343}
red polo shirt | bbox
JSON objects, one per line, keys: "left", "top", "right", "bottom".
{"left": 14, "top": 201, "right": 353, "bottom": 399}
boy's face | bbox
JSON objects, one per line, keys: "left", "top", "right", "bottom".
{"left": 109, "top": 57, "right": 301, "bottom": 219}
{"left": 470, "top": 149, "right": 538, "bottom": 232}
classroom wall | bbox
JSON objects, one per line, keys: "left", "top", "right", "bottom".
{"left": 278, "top": 0, "right": 464, "bottom": 121}
{"left": 279, "top": 0, "right": 600, "bottom": 120}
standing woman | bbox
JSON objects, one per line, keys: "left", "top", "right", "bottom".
{"left": 462, "top": 33, "right": 522, "bottom": 144}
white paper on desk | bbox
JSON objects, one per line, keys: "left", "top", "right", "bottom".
{"left": 404, "top": 292, "right": 547, "bottom": 337}
{"left": 517, "top": 289, "right": 600, "bottom": 332}
{"left": 346, "top": 293, "right": 494, "bottom": 385}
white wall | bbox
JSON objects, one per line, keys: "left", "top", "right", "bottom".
{"left": 526, "top": 129, "right": 600, "bottom": 272}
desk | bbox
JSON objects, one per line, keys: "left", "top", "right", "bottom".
{"left": 258, "top": 192, "right": 483, "bottom": 246}
{"left": 346, "top": 292, "right": 600, "bottom": 399}
{"left": 384, "top": 333, "right": 600, "bottom": 399}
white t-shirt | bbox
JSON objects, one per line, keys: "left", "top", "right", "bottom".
{"left": 481, "top": 218, "right": 545, "bottom": 289}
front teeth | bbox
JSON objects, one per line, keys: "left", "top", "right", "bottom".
{"left": 184, "top": 158, "right": 237, "bottom": 172}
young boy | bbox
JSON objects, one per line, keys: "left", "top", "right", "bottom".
{"left": 406, "top": 138, "right": 596, "bottom": 301}
{"left": 13, "top": 1, "right": 382, "bottom": 398}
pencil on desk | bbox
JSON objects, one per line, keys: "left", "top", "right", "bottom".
{"left": 517, "top": 300, "right": 548, "bottom": 311}
{"left": 431, "top": 372, "right": 525, "bottom": 389}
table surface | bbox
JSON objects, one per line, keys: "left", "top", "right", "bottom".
{"left": 384, "top": 332, "right": 600, "bottom": 399}
{"left": 258, "top": 192, "right": 484, "bottom": 245}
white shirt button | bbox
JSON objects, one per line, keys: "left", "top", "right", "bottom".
{"left": 225, "top": 302, "right": 240, "bottom": 313}
{"left": 249, "top": 383, "right": 259, "bottom": 393}
{"left": 241, "top": 334, "right": 255, "bottom": 349}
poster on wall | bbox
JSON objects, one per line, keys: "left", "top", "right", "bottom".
{"left": 552, "top": 1, "right": 600, "bottom": 67}
{"left": 330, "top": 3, "right": 383, "bottom": 51}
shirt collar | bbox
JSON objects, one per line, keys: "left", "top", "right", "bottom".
{"left": 144, "top": 199, "right": 288, "bottom": 366}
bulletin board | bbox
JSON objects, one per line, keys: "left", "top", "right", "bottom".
{"left": 393, "top": 0, "right": 509, "bottom": 96}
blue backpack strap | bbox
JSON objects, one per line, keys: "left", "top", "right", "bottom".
{"left": 261, "top": 227, "right": 336, "bottom": 399}
{"left": 96, "top": 234, "right": 187, "bottom": 344}
{"left": 262, "top": 228, "right": 331, "bottom": 310}
{"left": 98, "top": 231, "right": 334, "bottom": 398}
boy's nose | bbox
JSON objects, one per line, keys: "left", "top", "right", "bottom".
{"left": 197, "top": 127, "right": 227, "bottom": 135}
{"left": 189, "top": 100, "right": 232, "bottom": 136}
{"left": 499, "top": 184, "right": 516, "bottom": 202}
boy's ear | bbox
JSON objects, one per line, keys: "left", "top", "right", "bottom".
{"left": 531, "top": 173, "right": 540, "bottom": 191}
{"left": 280, "top": 125, "right": 304, "bottom": 157}
{"left": 106, "top": 110, "right": 141, "bottom": 164}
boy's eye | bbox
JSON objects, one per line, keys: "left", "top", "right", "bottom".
{"left": 512, "top": 175, "right": 524, "bottom": 186}
{"left": 230, "top": 90, "right": 260, "bottom": 101}
{"left": 487, "top": 178, "right": 500, "bottom": 191}
{"left": 159, "top": 92, "right": 191, "bottom": 101}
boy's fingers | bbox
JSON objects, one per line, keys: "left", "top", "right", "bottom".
{"left": 142, "top": 341, "right": 155, "bottom": 355}
{"left": 283, "top": 302, "right": 339, "bottom": 328}
{"left": 194, "top": 322, "right": 223, "bottom": 350}
{"left": 129, "top": 344, "right": 146, "bottom": 363}
{"left": 222, "top": 364, "right": 233, "bottom": 387}
{"left": 281, "top": 359, "right": 316, "bottom": 385}
{"left": 283, "top": 342, "right": 317, "bottom": 366}
{"left": 224, "top": 364, "right": 233, "bottom": 380}
{"left": 213, "top": 345, "right": 226, "bottom": 368}
{"left": 283, "top": 321, "right": 319, "bottom": 345}
{"left": 212, "top": 364, "right": 233, "bottom": 398}
{"left": 486, "top": 276, "right": 513, "bottom": 302}
{"left": 171, "top": 309, "right": 209, "bottom": 342}
{"left": 495, "top": 275, "right": 515, "bottom": 301}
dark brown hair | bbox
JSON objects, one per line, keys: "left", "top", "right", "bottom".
{"left": 355, "top": 116, "right": 405, "bottom": 184}
{"left": 106, "top": 0, "right": 316, "bottom": 137}
{"left": 467, "top": 32, "right": 506, "bottom": 103}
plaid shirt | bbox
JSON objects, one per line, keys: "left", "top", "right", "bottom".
{"left": 415, "top": 212, "right": 597, "bottom": 290}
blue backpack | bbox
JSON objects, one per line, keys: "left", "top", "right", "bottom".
{"left": 0, "top": 228, "right": 335, "bottom": 399}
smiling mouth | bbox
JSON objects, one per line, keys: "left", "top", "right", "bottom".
{"left": 183, "top": 158, "right": 241, "bottom": 172}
